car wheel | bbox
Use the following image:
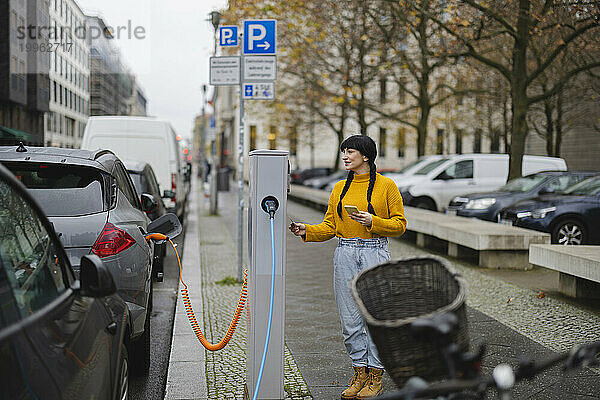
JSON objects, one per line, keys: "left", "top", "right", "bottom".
{"left": 116, "top": 345, "right": 129, "bottom": 400}
{"left": 131, "top": 304, "right": 151, "bottom": 377}
{"left": 552, "top": 218, "right": 586, "bottom": 245}
{"left": 414, "top": 198, "right": 436, "bottom": 211}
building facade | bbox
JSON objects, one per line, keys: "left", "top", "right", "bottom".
{"left": 86, "top": 16, "right": 136, "bottom": 118}
{"left": 0, "top": 0, "right": 50, "bottom": 145}
{"left": 45, "top": 0, "right": 90, "bottom": 148}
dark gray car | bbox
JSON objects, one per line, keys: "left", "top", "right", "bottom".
{"left": 0, "top": 161, "right": 129, "bottom": 400}
{"left": 125, "top": 160, "right": 167, "bottom": 282}
{"left": 447, "top": 171, "right": 597, "bottom": 222}
{"left": 0, "top": 145, "right": 156, "bottom": 376}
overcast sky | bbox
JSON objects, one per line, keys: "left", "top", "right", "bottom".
{"left": 77, "top": 0, "right": 228, "bottom": 139}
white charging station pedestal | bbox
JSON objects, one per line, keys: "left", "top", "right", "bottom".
{"left": 247, "top": 150, "right": 289, "bottom": 400}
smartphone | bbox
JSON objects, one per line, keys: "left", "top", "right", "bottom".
{"left": 344, "top": 205, "right": 360, "bottom": 215}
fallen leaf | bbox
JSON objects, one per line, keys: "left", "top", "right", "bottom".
{"left": 507, "top": 297, "right": 515, "bottom": 304}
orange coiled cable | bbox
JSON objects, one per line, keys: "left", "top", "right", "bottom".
{"left": 166, "top": 237, "right": 248, "bottom": 351}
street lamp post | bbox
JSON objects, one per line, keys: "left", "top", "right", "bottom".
{"left": 209, "top": 11, "right": 221, "bottom": 215}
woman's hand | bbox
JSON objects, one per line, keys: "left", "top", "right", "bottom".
{"left": 289, "top": 222, "right": 306, "bottom": 237}
{"left": 350, "top": 211, "right": 372, "bottom": 228}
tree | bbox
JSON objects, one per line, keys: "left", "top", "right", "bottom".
{"left": 419, "top": 0, "right": 600, "bottom": 178}
{"left": 374, "top": 0, "right": 476, "bottom": 156}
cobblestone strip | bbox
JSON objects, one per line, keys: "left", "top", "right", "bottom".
{"left": 197, "top": 203, "right": 312, "bottom": 399}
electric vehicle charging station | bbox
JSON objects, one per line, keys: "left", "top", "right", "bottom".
{"left": 247, "top": 150, "right": 289, "bottom": 400}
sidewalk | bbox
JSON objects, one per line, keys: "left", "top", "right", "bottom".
{"left": 166, "top": 176, "right": 600, "bottom": 399}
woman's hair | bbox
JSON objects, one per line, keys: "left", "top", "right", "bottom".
{"left": 336, "top": 134, "right": 378, "bottom": 219}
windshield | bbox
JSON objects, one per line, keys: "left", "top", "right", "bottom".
{"left": 414, "top": 158, "right": 450, "bottom": 175}
{"left": 397, "top": 159, "right": 424, "bottom": 174}
{"left": 563, "top": 177, "right": 600, "bottom": 196}
{"left": 5, "top": 163, "right": 106, "bottom": 216}
{"left": 500, "top": 175, "right": 547, "bottom": 192}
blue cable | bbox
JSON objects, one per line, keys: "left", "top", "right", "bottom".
{"left": 252, "top": 217, "right": 277, "bottom": 400}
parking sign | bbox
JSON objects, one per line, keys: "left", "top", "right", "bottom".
{"left": 219, "top": 26, "right": 238, "bottom": 47}
{"left": 243, "top": 20, "right": 276, "bottom": 55}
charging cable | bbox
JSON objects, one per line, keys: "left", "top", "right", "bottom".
{"left": 145, "top": 233, "right": 248, "bottom": 351}
{"left": 253, "top": 200, "right": 278, "bottom": 400}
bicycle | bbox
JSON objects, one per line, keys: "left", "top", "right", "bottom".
{"left": 349, "top": 256, "right": 600, "bottom": 400}
{"left": 375, "top": 312, "right": 600, "bottom": 399}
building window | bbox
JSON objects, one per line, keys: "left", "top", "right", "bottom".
{"left": 379, "top": 78, "right": 387, "bottom": 103}
{"left": 455, "top": 129, "right": 463, "bottom": 154}
{"left": 474, "top": 129, "right": 482, "bottom": 153}
{"left": 289, "top": 126, "right": 297, "bottom": 156}
{"left": 249, "top": 125, "right": 256, "bottom": 150}
{"left": 397, "top": 127, "right": 405, "bottom": 157}
{"left": 436, "top": 128, "right": 444, "bottom": 154}
{"left": 379, "top": 127, "right": 387, "bottom": 157}
{"left": 268, "top": 126, "right": 277, "bottom": 150}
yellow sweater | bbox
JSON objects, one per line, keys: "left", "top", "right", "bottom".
{"left": 304, "top": 172, "right": 407, "bottom": 242}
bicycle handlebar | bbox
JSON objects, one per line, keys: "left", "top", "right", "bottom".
{"left": 375, "top": 340, "right": 600, "bottom": 400}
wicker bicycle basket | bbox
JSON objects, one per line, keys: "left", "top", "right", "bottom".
{"left": 350, "top": 256, "right": 469, "bottom": 388}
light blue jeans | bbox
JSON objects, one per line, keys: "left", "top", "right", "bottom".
{"left": 334, "top": 237, "right": 390, "bottom": 369}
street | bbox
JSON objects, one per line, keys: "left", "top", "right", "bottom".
{"left": 129, "top": 220, "right": 186, "bottom": 400}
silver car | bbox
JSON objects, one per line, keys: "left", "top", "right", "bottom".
{"left": 0, "top": 145, "right": 158, "bottom": 376}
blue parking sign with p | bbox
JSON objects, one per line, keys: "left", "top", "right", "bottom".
{"left": 243, "top": 20, "right": 276, "bottom": 54}
{"left": 219, "top": 26, "right": 238, "bottom": 47}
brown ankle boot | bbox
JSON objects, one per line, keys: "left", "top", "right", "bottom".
{"left": 356, "top": 368, "right": 383, "bottom": 399}
{"left": 341, "top": 366, "right": 369, "bottom": 399}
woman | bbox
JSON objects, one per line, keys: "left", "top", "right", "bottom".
{"left": 289, "top": 135, "right": 407, "bottom": 399}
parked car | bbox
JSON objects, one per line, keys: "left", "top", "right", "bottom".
{"left": 447, "top": 171, "right": 597, "bottom": 221}
{"left": 125, "top": 160, "right": 168, "bottom": 282}
{"left": 397, "top": 153, "right": 567, "bottom": 211}
{"left": 81, "top": 116, "right": 186, "bottom": 220}
{"left": 499, "top": 175, "right": 600, "bottom": 245}
{"left": 305, "top": 170, "right": 347, "bottom": 190}
{"left": 290, "top": 167, "right": 333, "bottom": 185}
{"left": 0, "top": 145, "right": 157, "bottom": 376}
{"left": 0, "top": 161, "right": 129, "bottom": 400}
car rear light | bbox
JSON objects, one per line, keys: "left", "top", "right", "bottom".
{"left": 92, "top": 223, "right": 136, "bottom": 258}
{"left": 171, "top": 173, "right": 177, "bottom": 202}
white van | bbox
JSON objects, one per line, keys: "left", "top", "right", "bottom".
{"left": 81, "top": 116, "right": 185, "bottom": 219}
{"left": 397, "top": 153, "right": 567, "bottom": 211}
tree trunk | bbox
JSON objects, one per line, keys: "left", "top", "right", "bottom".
{"left": 544, "top": 98, "right": 554, "bottom": 156}
{"left": 333, "top": 104, "right": 347, "bottom": 170}
{"left": 503, "top": 97, "right": 511, "bottom": 153}
{"left": 555, "top": 89, "right": 564, "bottom": 157}
{"left": 417, "top": 104, "right": 430, "bottom": 156}
{"left": 508, "top": 0, "right": 531, "bottom": 180}
{"left": 416, "top": 8, "right": 431, "bottom": 157}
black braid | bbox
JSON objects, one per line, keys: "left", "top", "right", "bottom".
{"left": 367, "top": 162, "right": 377, "bottom": 216}
{"left": 336, "top": 171, "right": 354, "bottom": 220}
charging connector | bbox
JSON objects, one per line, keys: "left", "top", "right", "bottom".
{"left": 261, "top": 196, "right": 279, "bottom": 219}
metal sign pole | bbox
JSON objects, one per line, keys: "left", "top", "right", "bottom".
{"left": 238, "top": 54, "right": 245, "bottom": 281}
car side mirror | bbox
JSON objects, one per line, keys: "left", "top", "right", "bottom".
{"left": 162, "top": 190, "right": 176, "bottom": 199}
{"left": 147, "top": 212, "right": 183, "bottom": 239}
{"left": 141, "top": 193, "right": 158, "bottom": 213}
{"left": 79, "top": 255, "right": 116, "bottom": 297}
